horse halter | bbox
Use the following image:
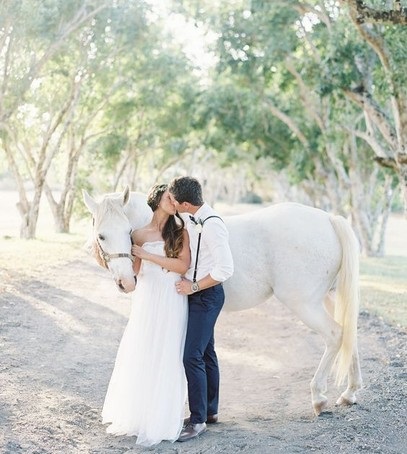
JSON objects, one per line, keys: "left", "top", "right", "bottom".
{"left": 93, "top": 218, "right": 135, "bottom": 269}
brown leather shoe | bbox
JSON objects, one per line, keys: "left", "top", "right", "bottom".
{"left": 183, "top": 414, "right": 218, "bottom": 426}
{"left": 206, "top": 414, "right": 218, "bottom": 424}
{"left": 177, "top": 422, "right": 207, "bottom": 442}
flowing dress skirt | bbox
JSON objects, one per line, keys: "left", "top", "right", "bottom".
{"left": 102, "top": 241, "right": 188, "bottom": 446}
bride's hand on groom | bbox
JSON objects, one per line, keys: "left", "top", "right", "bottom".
{"left": 175, "top": 278, "right": 192, "bottom": 295}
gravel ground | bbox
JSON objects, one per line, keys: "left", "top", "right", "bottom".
{"left": 0, "top": 253, "right": 406, "bottom": 454}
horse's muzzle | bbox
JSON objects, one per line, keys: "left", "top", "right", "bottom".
{"left": 116, "top": 277, "right": 136, "bottom": 293}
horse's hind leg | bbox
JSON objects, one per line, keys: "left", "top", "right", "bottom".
{"left": 336, "top": 348, "right": 363, "bottom": 406}
{"left": 292, "top": 295, "right": 342, "bottom": 416}
{"left": 324, "top": 293, "right": 363, "bottom": 407}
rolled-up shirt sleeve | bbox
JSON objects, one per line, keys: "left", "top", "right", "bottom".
{"left": 204, "top": 220, "right": 234, "bottom": 282}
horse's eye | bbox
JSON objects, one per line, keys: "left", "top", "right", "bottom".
{"left": 98, "top": 234, "right": 105, "bottom": 241}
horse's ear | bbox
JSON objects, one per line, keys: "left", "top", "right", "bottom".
{"left": 122, "top": 186, "right": 130, "bottom": 205}
{"left": 82, "top": 189, "right": 98, "bottom": 215}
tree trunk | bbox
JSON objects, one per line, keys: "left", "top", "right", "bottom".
{"left": 3, "top": 137, "right": 40, "bottom": 239}
{"left": 347, "top": 134, "right": 394, "bottom": 256}
{"left": 17, "top": 188, "right": 43, "bottom": 239}
{"left": 43, "top": 136, "right": 83, "bottom": 233}
{"left": 43, "top": 185, "right": 67, "bottom": 233}
{"left": 375, "top": 177, "right": 395, "bottom": 256}
{"left": 397, "top": 160, "right": 407, "bottom": 214}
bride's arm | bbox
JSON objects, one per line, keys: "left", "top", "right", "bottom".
{"left": 131, "top": 229, "right": 143, "bottom": 275}
{"left": 132, "top": 230, "right": 190, "bottom": 275}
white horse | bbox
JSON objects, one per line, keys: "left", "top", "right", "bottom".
{"left": 83, "top": 187, "right": 362, "bottom": 416}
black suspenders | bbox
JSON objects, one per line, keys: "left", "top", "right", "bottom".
{"left": 191, "top": 215, "right": 222, "bottom": 283}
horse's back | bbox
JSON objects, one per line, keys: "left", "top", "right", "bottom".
{"left": 226, "top": 203, "right": 339, "bottom": 256}
{"left": 227, "top": 202, "right": 331, "bottom": 232}
{"left": 224, "top": 203, "right": 342, "bottom": 311}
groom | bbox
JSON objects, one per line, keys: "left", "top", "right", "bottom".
{"left": 168, "top": 176, "right": 234, "bottom": 442}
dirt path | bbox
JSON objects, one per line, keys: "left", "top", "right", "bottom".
{"left": 0, "top": 252, "right": 406, "bottom": 454}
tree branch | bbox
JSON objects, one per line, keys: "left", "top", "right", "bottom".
{"left": 293, "top": 1, "right": 333, "bottom": 30}
{"left": 344, "top": 88, "right": 398, "bottom": 150}
{"left": 285, "top": 58, "right": 324, "bottom": 131}
{"left": 263, "top": 98, "right": 309, "bottom": 148}
{"left": 344, "top": 0, "right": 407, "bottom": 25}
{"left": 373, "top": 156, "right": 398, "bottom": 170}
{"left": 344, "top": 1, "right": 405, "bottom": 157}
{"left": 347, "top": 127, "right": 394, "bottom": 160}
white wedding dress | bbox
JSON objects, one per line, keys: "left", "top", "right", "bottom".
{"left": 102, "top": 241, "right": 188, "bottom": 446}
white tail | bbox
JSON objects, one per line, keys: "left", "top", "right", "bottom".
{"left": 329, "top": 215, "right": 360, "bottom": 385}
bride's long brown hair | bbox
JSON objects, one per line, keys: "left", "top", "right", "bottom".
{"left": 147, "top": 184, "right": 185, "bottom": 258}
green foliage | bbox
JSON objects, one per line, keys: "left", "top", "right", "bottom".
{"left": 194, "top": 76, "right": 298, "bottom": 171}
{"left": 163, "top": 137, "right": 189, "bottom": 157}
{"left": 91, "top": 133, "right": 129, "bottom": 162}
{"left": 2, "top": 0, "right": 407, "bottom": 228}
{"left": 212, "top": 3, "right": 299, "bottom": 82}
{"left": 319, "top": 46, "right": 364, "bottom": 95}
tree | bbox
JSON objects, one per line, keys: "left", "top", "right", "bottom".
{"left": 88, "top": 24, "right": 202, "bottom": 193}
{"left": 1, "top": 0, "right": 199, "bottom": 235}
{"left": 339, "top": 0, "right": 407, "bottom": 211}
{"left": 175, "top": 0, "right": 403, "bottom": 254}
{"left": 42, "top": 0, "right": 156, "bottom": 232}
{"left": 0, "top": 0, "right": 109, "bottom": 238}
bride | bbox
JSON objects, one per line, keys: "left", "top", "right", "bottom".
{"left": 101, "top": 183, "right": 190, "bottom": 446}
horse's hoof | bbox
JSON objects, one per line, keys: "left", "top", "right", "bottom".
{"left": 313, "top": 399, "right": 328, "bottom": 416}
{"left": 336, "top": 395, "right": 356, "bottom": 407}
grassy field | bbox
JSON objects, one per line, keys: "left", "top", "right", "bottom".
{"left": 0, "top": 231, "right": 87, "bottom": 278}
{"left": 0, "top": 191, "right": 406, "bottom": 329}
{"left": 360, "top": 255, "right": 407, "bottom": 328}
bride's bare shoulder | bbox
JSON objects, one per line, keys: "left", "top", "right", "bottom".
{"left": 131, "top": 227, "right": 150, "bottom": 246}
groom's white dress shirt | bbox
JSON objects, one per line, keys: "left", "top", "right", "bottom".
{"left": 183, "top": 203, "right": 234, "bottom": 283}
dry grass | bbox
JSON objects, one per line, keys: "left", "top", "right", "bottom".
{"left": 0, "top": 232, "right": 88, "bottom": 288}
{"left": 0, "top": 190, "right": 90, "bottom": 280}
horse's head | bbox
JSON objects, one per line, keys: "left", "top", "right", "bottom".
{"left": 83, "top": 187, "right": 136, "bottom": 293}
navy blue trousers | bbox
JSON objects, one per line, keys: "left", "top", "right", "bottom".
{"left": 184, "top": 284, "right": 225, "bottom": 424}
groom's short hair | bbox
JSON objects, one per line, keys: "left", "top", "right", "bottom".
{"left": 168, "top": 176, "right": 204, "bottom": 206}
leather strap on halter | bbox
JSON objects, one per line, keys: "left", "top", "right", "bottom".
{"left": 96, "top": 238, "right": 135, "bottom": 269}
{"left": 94, "top": 226, "right": 135, "bottom": 269}
{"left": 96, "top": 240, "right": 135, "bottom": 268}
